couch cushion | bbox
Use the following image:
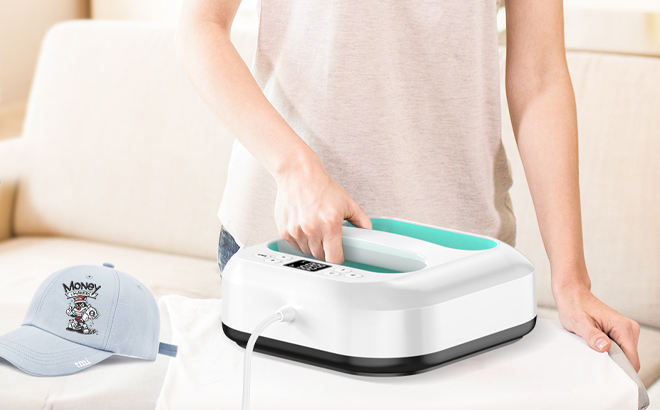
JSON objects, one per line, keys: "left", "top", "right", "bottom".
{"left": 14, "top": 21, "right": 245, "bottom": 260}
{"left": 500, "top": 50, "right": 660, "bottom": 329}
{"left": 0, "top": 138, "right": 25, "bottom": 241}
{"left": 538, "top": 307, "right": 660, "bottom": 388}
{"left": 649, "top": 380, "right": 660, "bottom": 410}
{"left": 0, "top": 236, "right": 221, "bottom": 312}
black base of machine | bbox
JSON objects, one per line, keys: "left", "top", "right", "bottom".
{"left": 222, "top": 316, "right": 536, "bottom": 376}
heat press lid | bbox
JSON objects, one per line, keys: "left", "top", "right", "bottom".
{"left": 363, "top": 218, "right": 497, "bottom": 251}
{"left": 268, "top": 217, "right": 500, "bottom": 274}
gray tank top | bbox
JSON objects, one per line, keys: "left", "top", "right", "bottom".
{"left": 219, "top": 0, "right": 515, "bottom": 247}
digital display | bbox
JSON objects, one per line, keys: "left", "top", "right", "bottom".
{"left": 284, "top": 260, "right": 330, "bottom": 272}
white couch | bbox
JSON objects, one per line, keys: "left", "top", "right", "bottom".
{"left": 0, "top": 20, "right": 658, "bottom": 408}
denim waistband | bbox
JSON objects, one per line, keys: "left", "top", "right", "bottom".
{"left": 217, "top": 226, "right": 241, "bottom": 275}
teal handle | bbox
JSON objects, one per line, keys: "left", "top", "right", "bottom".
{"left": 347, "top": 218, "right": 497, "bottom": 251}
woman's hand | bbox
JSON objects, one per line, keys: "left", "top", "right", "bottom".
{"left": 274, "top": 157, "right": 371, "bottom": 264}
{"left": 554, "top": 280, "right": 641, "bottom": 371}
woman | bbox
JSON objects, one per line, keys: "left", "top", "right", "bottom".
{"left": 176, "top": 0, "right": 641, "bottom": 371}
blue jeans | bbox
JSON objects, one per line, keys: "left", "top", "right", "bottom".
{"left": 217, "top": 226, "right": 241, "bottom": 276}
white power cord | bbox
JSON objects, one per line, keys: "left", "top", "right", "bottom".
{"left": 242, "top": 306, "right": 296, "bottom": 410}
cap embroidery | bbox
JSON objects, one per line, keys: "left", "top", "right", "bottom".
{"left": 63, "top": 281, "right": 100, "bottom": 335}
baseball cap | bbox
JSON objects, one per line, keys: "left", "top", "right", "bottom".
{"left": 0, "top": 263, "right": 177, "bottom": 377}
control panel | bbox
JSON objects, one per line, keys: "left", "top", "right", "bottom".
{"left": 253, "top": 252, "right": 364, "bottom": 280}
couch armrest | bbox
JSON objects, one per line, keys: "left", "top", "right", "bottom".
{"left": 0, "top": 138, "right": 26, "bottom": 242}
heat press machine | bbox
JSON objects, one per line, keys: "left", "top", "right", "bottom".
{"left": 222, "top": 217, "right": 536, "bottom": 376}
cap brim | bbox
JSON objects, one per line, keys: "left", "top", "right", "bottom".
{"left": 0, "top": 325, "right": 113, "bottom": 377}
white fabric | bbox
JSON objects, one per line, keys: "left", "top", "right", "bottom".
{"left": 156, "top": 296, "right": 639, "bottom": 410}
{"left": 219, "top": 0, "right": 516, "bottom": 248}
{"left": 538, "top": 307, "right": 660, "bottom": 389}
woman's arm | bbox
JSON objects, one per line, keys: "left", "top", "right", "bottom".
{"left": 504, "top": 0, "right": 641, "bottom": 370}
{"left": 176, "top": 0, "right": 370, "bottom": 262}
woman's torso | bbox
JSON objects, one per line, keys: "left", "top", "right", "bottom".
{"left": 219, "top": 0, "right": 515, "bottom": 247}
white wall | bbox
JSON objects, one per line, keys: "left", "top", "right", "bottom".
{"left": 0, "top": 0, "right": 88, "bottom": 109}
{"left": 565, "top": 10, "right": 660, "bottom": 56}
{"left": 90, "top": 0, "right": 259, "bottom": 51}
{"left": 91, "top": 0, "right": 183, "bottom": 23}
{"left": 90, "top": 0, "right": 258, "bottom": 24}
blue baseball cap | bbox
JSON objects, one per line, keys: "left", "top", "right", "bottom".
{"left": 0, "top": 263, "right": 176, "bottom": 376}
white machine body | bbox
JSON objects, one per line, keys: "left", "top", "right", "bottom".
{"left": 222, "top": 217, "right": 536, "bottom": 375}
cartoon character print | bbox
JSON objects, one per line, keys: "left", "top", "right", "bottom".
{"left": 66, "top": 294, "right": 99, "bottom": 334}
